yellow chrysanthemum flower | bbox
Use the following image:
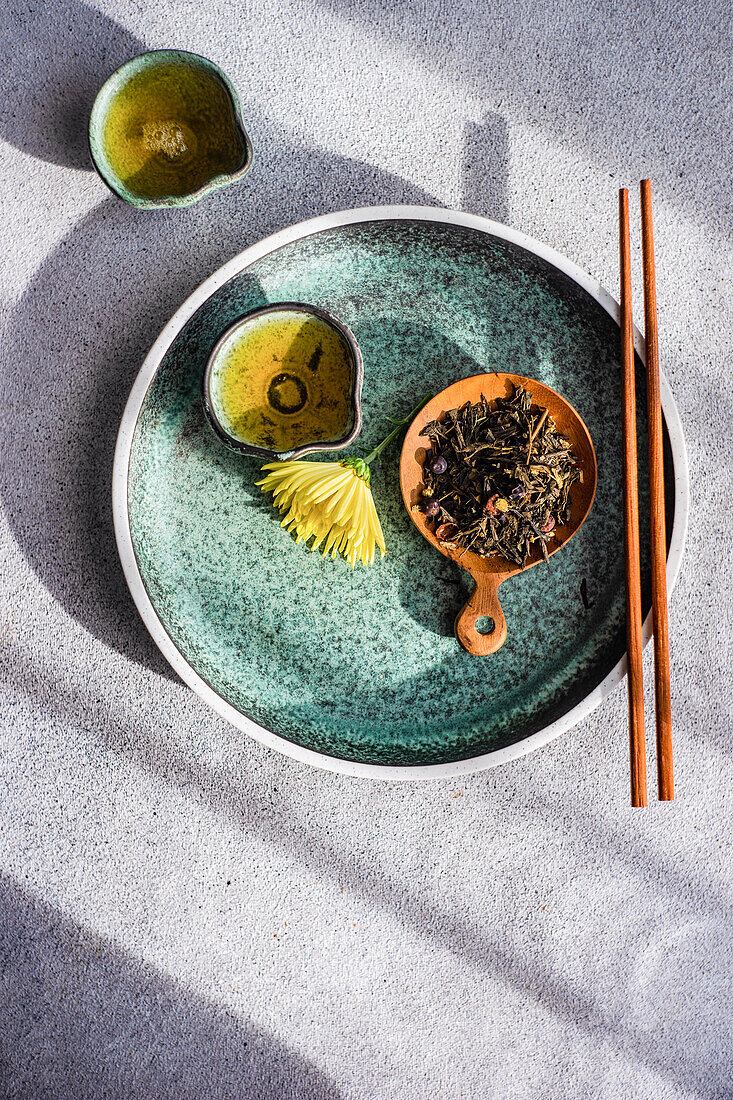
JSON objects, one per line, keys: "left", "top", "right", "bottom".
{"left": 257, "top": 457, "right": 386, "bottom": 567}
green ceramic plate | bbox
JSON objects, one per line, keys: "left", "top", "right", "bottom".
{"left": 113, "top": 207, "right": 688, "bottom": 778}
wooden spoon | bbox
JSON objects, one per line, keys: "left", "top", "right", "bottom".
{"left": 399, "top": 374, "right": 597, "bottom": 656}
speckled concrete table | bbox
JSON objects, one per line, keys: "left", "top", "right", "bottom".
{"left": 1, "top": 2, "right": 731, "bottom": 1097}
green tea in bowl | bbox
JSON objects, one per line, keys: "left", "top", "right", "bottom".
{"left": 202, "top": 303, "right": 363, "bottom": 462}
{"left": 89, "top": 50, "right": 252, "bottom": 208}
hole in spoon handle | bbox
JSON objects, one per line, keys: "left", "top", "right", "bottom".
{"left": 454, "top": 573, "right": 508, "bottom": 656}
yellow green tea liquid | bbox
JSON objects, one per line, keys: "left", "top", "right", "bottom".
{"left": 102, "top": 61, "right": 246, "bottom": 201}
{"left": 209, "top": 311, "right": 355, "bottom": 452}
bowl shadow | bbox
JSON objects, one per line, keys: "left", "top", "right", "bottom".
{"left": 0, "top": 0, "right": 145, "bottom": 169}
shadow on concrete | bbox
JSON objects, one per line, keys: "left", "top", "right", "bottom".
{"left": 0, "top": 872, "right": 343, "bottom": 1099}
{"left": 461, "top": 112, "right": 510, "bottom": 224}
{"left": 312, "top": 0, "right": 732, "bottom": 231}
{"left": 0, "top": 0, "right": 145, "bottom": 170}
{"left": 5, "top": 641, "right": 732, "bottom": 1099}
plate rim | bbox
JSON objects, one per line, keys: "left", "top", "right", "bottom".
{"left": 112, "top": 204, "right": 690, "bottom": 780}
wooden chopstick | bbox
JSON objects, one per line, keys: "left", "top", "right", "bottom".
{"left": 640, "top": 179, "right": 674, "bottom": 801}
{"left": 619, "top": 188, "right": 648, "bottom": 808}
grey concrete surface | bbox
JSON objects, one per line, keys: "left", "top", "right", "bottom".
{"left": 1, "top": 1, "right": 731, "bottom": 1097}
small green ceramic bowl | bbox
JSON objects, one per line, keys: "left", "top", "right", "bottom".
{"left": 202, "top": 303, "right": 364, "bottom": 462}
{"left": 88, "top": 49, "right": 253, "bottom": 209}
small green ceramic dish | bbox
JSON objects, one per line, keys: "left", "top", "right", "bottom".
{"left": 88, "top": 49, "right": 253, "bottom": 209}
{"left": 202, "top": 302, "right": 364, "bottom": 461}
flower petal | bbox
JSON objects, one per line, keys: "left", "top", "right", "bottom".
{"left": 259, "top": 458, "right": 386, "bottom": 566}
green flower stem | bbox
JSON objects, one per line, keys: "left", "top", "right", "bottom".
{"left": 362, "top": 393, "right": 433, "bottom": 467}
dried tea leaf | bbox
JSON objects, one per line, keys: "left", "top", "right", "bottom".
{"left": 419, "top": 384, "right": 580, "bottom": 568}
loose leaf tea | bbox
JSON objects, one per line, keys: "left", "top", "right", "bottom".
{"left": 419, "top": 384, "right": 581, "bottom": 567}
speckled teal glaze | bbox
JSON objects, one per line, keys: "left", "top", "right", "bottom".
{"left": 128, "top": 220, "right": 673, "bottom": 766}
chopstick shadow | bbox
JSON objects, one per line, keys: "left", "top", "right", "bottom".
{"left": 312, "top": 0, "right": 732, "bottom": 239}
{"left": 6, "top": 644, "right": 731, "bottom": 1099}
{"left": 0, "top": 872, "right": 343, "bottom": 1099}
{"left": 0, "top": 116, "right": 439, "bottom": 680}
{"left": 462, "top": 113, "right": 510, "bottom": 224}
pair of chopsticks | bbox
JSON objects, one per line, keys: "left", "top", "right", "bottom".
{"left": 619, "top": 181, "right": 673, "bottom": 807}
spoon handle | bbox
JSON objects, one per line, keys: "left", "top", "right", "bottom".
{"left": 454, "top": 571, "right": 508, "bottom": 656}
